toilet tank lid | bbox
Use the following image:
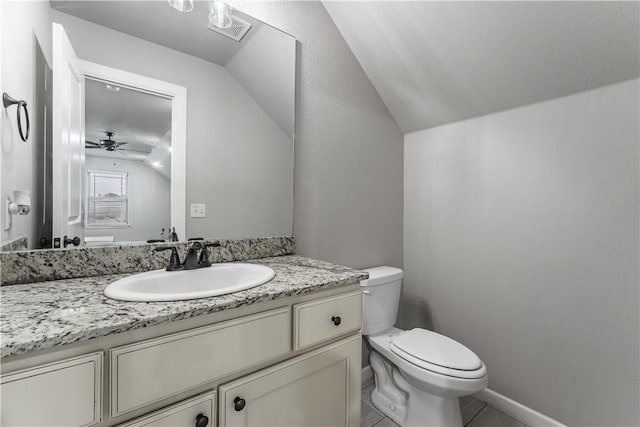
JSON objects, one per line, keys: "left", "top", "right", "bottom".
{"left": 361, "top": 266, "right": 404, "bottom": 287}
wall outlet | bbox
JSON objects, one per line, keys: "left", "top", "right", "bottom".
{"left": 190, "top": 203, "right": 206, "bottom": 218}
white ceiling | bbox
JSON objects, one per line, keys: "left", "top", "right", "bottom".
{"left": 85, "top": 78, "right": 172, "bottom": 166}
{"left": 50, "top": 0, "right": 263, "bottom": 66}
{"left": 323, "top": 1, "right": 640, "bottom": 133}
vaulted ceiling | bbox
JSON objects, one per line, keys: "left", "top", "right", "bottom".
{"left": 323, "top": 1, "right": 640, "bottom": 133}
{"left": 51, "top": 0, "right": 264, "bottom": 66}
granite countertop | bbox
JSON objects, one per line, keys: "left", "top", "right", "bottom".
{"left": 1, "top": 255, "right": 368, "bottom": 359}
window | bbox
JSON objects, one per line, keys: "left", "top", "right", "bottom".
{"left": 87, "top": 171, "right": 129, "bottom": 227}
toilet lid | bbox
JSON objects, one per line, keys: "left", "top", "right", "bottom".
{"left": 390, "top": 329, "right": 484, "bottom": 377}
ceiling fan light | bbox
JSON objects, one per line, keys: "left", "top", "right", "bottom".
{"left": 209, "top": 0, "right": 232, "bottom": 29}
{"left": 168, "top": 0, "right": 193, "bottom": 12}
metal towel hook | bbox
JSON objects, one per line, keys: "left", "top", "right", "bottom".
{"left": 3, "top": 92, "right": 30, "bottom": 142}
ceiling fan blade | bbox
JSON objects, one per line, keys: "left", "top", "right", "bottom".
{"left": 85, "top": 146, "right": 101, "bottom": 149}
{"left": 85, "top": 140, "right": 100, "bottom": 146}
{"left": 119, "top": 148, "right": 150, "bottom": 154}
{"left": 114, "top": 141, "right": 128, "bottom": 147}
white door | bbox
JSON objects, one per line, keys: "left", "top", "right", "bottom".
{"left": 219, "top": 336, "right": 361, "bottom": 427}
{"left": 52, "top": 23, "right": 84, "bottom": 248}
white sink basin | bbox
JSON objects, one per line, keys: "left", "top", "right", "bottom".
{"left": 104, "top": 263, "right": 276, "bottom": 302}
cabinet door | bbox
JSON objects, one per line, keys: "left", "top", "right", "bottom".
{"left": 219, "top": 335, "right": 361, "bottom": 427}
{"left": 0, "top": 352, "right": 102, "bottom": 427}
{"left": 118, "top": 391, "right": 215, "bottom": 427}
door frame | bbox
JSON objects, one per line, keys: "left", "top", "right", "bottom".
{"left": 78, "top": 60, "right": 187, "bottom": 242}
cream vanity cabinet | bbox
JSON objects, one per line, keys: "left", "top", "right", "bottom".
{"left": 0, "top": 288, "right": 362, "bottom": 427}
{"left": 219, "top": 336, "right": 361, "bottom": 427}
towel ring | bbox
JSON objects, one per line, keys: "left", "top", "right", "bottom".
{"left": 3, "top": 92, "right": 30, "bottom": 142}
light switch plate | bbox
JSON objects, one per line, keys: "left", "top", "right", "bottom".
{"left": 190, "top": 203, "right": 206, "bottom": 218}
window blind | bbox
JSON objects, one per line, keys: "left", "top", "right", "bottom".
{"left": 87, "top": 171, "right": 129, "bottom": 226}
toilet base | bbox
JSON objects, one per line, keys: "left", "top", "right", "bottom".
{"left": 369, "top": 351, "right": 464, "bottom": 427}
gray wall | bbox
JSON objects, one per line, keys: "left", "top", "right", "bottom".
{"left": 404, "top": 80, "right": 639, "bottom": 426}
{"left": 0, "top": 1, "right": 51, "bottom": 248}
{"left": 51, "top": 10, "right": 294, "bottom": 241}
{"left": 241, "top": 2, "right": 404, "bottom": 269}
{"left": 226, "top": 24, "right": 295, "bottom": 139}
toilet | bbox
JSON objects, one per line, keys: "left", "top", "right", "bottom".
{"left": 361, "top": 267, "right": 488, "bottom": 427}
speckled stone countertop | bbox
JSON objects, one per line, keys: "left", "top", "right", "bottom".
{"left": 1, "top": 255, "right": 368, "bottom": 359}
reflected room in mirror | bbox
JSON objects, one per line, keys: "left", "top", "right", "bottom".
{"left": 0, "top": 0, "right": 296, "bottom": 251}
{"left": 84, "top": 80, "right": 172, "bottom": 245}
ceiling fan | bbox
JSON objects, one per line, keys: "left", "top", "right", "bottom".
{"left": 85, "top": 131, "right": 128, "bottom": 154}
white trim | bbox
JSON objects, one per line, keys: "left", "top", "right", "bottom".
{"left": 78, "top": 59, "right": 187, "bottom": 242}
{"left": 474, "top": 388, "right": 567, "bottom": 427}
{"left": 0, "top": 0, "right": 3, "bottom": 234}
{"left": 362, "top": 365, "right": 374, "bottom": 387}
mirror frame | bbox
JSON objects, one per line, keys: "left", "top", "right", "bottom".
{"left": 79, "top": 59, "right": 187, "bottom": 241}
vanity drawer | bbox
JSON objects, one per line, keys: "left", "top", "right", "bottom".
{"left": 119, "top": 391, "right": 215, "bottom": 427}
{"left": 0, "top": 352, "right": 103, "bottom": 427}
{"left": 293, "top": 291, "right": 361, "bottom": 350}
{"left": 111, "top": 307, "right": 290, "bottom": 417}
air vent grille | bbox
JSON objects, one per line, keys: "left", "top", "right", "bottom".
{"left": 208, "top": 15, "right": 252, "bottom": 42}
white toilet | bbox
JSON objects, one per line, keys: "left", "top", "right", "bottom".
{"left": 361, "top": 267, "right": 488, "bottom": 427}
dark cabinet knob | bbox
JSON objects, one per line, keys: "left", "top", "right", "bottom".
{"left": 234, "top": 396, "right": 246, "bottom": 411}
{"left": 195, "top": 413, "right": 209, "bottom": 427}
{"left": 63, "top": 235, "right": 81, "bottom": 248}
{"left": 331, "top": 316, "right": 342, "bottom": 326}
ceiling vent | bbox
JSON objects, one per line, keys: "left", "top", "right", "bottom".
{"left": 208, "top": 15, "right": 252, "bottom": 42}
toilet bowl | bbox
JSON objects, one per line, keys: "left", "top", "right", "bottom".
{"left": 361, "top": 267, "right": 488, "bottom": 427}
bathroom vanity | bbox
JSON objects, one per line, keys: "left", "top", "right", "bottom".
{"left": 0, "top": 254, "right": 366, "bottom": 427}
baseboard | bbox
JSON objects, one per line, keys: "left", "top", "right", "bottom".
{"left": 474, "top": 388, "right": 567, "bottom": 427}
{"left": 362, "top": 365, "right": 374, "bottom": 386}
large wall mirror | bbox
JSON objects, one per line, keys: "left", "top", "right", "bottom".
{"left": 1, "top": 0, "right": 295, "bottom": 251}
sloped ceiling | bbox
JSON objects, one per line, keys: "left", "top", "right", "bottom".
{"left": 323, "top": 1, "right": 640, "bottom": 133}
{"left": 51, "top": 1, "right": 263, "bottom": 66}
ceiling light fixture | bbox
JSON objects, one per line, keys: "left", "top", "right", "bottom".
{"left": 209, "top": 0, "right": 232, "bottom": 29}
{"left": 167, "top": 0, "right": 193, "bottom": 13}
{"left": 167, "top": 0, "right": 239, "bottom": 32}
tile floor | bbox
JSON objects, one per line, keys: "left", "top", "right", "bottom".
{"left": 361, "top": 382, "right": 528, "bottom": 427}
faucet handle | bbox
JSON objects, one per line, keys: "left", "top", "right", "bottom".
{"left": 154, "top": 246, "right": 182, "bottom": 271}
{"left": 189, "top": 240, "right": 203, "bottom": 251}
{"left": 198, "top": 241, "right": 221, "bottom": 266}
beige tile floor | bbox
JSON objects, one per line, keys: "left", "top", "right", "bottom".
{"left": 361, "top": 382, "right": 528, "bottom": 427}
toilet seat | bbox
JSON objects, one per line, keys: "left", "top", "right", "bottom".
{"left": 390, "top": 329, "right": 486, "bottom": 379}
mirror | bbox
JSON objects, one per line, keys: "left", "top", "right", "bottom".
{"left": 1, "top": 0, "right": 295, "bottom": 251}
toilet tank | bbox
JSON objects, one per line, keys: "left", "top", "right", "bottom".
{"left": 360, "top": 266, "right": 404, "bottom": 336}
